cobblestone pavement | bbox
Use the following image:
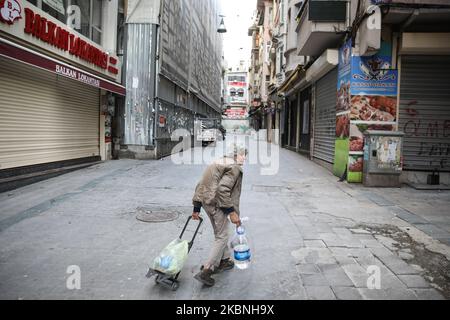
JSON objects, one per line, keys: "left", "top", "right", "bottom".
{"left": 0, "top": 136, "right": 448, "bottom": 300}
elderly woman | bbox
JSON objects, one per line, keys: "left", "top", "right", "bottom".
{"left": 191, "top": 144, "right": 248, "bottom": 287}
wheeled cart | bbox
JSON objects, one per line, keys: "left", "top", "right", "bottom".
{"left": 146, "top": 216, "right": 203, "bottom": 291}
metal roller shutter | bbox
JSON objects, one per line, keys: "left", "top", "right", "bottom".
{"left": 313, "top": 67, "right": 337, "bottom": 163}
{"left": 399, "top": 55, "right": 450, "bottom": 172}
{"left": 0, "top": 56, "right": 100, "bottom": 170}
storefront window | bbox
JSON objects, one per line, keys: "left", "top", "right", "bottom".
{"left": 26, "top": 0, "right": 103, "bottom": 45}
{"left": 68, "top": 0, "right": 91, "bottom": 39}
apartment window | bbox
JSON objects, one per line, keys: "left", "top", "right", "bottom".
{"left": 278, "top": 45, "right": 284, "bottom": 72}
{"left": 266, "top": 42, "right": 271, "bottom": 63}
{"left": 228, "top": 76, "right": 246, "bottom": 82}
{"left": 26, "top": 0, "right": 103, "bottom": 45}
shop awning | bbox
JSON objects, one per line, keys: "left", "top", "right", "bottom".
{"left": 277, "top": 49, "right": 338, "bottom": 97}
{"left": 277, "top": 65, "right": 305, "bottom": 96}
{"left": 305, "top": 49, "right": 338, "bottom": 83}
{"left": 0, "top": 37, "right": 126, "bottom": 96}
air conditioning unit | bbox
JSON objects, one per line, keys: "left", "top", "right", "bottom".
{"left": 309, "top": 0, "right": 346, "bottom": 22}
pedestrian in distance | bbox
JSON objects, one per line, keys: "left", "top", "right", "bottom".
{"left": 191, "top": 143, "right": 248, "bottom": 286}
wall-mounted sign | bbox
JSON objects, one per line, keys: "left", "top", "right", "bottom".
{"left": 0, "top": 0, "right": 120, "bottom": 82}
{"left": 159, "top": 115, "right": 166, "bottom": 128}
{"left": 333, "top": 39, "right": 398, "bottom": 183}
{"left": 0, "top": 39, "right": 126, "bottom": 95}
{"left": 224, "top": 107, "right": 248, "bottom": 120}
{"left": 0, "top": 0, "right": 22, "bottom": 24}
{"left": 228, "top": 81, "right": 246, "bottom": 87}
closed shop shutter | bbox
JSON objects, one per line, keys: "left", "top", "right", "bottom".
{"left": 399, "top": 55, "right": 450, "bottom": 172}
{"left": 313, "top": 67, "right": 338, "bottom": 163}
{"left": 0, "top": 56, "right": 100, "bottom": 170}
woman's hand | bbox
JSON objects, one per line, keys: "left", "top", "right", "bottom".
{"left": 192, "top": 212, "right": 200, "bottom": 220}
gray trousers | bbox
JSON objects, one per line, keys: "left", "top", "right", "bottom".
{"left": 203, "top": 204, "right": 231, "bottom": 270}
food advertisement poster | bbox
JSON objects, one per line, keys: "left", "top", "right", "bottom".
{"left": 333, "top": 40, "right": 398, "bottom": 182}
{"left": 333, "top": 40, "right": 352, "bottom": 178}
{"left": 337, "top": 40, "right": 352, "bottom": 114}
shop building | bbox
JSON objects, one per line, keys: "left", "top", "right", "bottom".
{"left": 274, "top": 0, "right": 450, "bottom": 185}
{"left": 222, "top": 68, "right": 250, "bottom": 133}
{"left": 0, "top": 0, "right": 124, "bottom": 191}
{"left": 120, "top": 0, "right": 223, "bottom": 159}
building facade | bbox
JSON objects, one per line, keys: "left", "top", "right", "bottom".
{"left": 222, "top": 66, "right": 250, "bottom": 133}
{"left": 248, "top": 0, "right": 274, "bottom": 137}
{"left": 120, "top": 0, "right": 223, "bottom": 159}
{"left": 0, "top": 0, "right": 125, "bottom": 190}
{"left": 250, "top": 0, "right": 450, "bottom": 185}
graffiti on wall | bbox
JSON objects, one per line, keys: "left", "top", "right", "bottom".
{"left": 157, "top": 101, "right": 194, "bottom": 139}
{"left": 402, "top": 105, "right": 450, "bottom": 169}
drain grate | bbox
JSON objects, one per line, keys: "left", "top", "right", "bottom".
{"left": 136, "top": 206, "right": 179, "bottom": 223}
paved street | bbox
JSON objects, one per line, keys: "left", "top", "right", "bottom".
{"left": 0, "top": 136, "right": 449, "bottom": 300}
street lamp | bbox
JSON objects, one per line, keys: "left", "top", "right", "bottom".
{"left": 217, "top": 15, "right": 227, "bottom": 33}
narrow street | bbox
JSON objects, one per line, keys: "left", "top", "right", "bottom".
{"left": 0, "top": 136, "right": 448, "bottom": 300}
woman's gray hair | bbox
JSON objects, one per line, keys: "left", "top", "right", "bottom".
{"left": 226, "top": 143, "right": 248, "bottom": 158}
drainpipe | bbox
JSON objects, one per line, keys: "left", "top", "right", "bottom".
{"left": 346, "top": 0, "right": 351, "bottom": 31}
{"left": 400, "top": 9, "right": 420, "bottom": 32}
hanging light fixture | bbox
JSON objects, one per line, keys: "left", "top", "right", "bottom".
{"left": 217, "top": 15, "right": 227, "bottom": 33}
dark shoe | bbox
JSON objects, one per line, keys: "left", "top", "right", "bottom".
{"left": 214, "top": 258, "right": 234, "bottom": 273}
{"left": 194, "top": 268, "right": 215, "bottom": 287}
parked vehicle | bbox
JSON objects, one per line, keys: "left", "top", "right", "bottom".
{"left": 195, "top": 118, "right": 224, "bottom": 146}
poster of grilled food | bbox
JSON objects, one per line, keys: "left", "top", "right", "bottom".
{"left": 336, "top": 113, "right": 350, "bottom": 138}
{"left": 350, "top": 95, "right": 397, "bottom": 122}
{"left": 337, "top": 80, "right": 351, "bottom": 113}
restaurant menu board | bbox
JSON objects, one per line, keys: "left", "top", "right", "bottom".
{"left": 333, "top": 40, "right": 398, "bottom": 182}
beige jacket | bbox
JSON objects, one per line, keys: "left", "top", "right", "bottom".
{"left": 192, "top": 157, "right": 243, "bottom": 215}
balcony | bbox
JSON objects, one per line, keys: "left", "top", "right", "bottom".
{"left": 296, "top": 0, "right": 348, "bottom": 57}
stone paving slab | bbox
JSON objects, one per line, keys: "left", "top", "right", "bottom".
{"left": 318, "top": 264, "right": 354, "bottom": 287}
{"left": 304, "top": 286, "right": 336, "bottom": 300}
{"left": 341, "top": 264, "right": 370, "bottom": 288}
{"left": 398, "top": 275, "right": 431, "bottom": 289}
{"left": 374, "top": 254, "right": 421, "bottom": 275}
{"left": 358, "top": 288, "right": 418, "bottom": 300}
{"left": 303, "top": 240, "right": 327, "bottom": 248}
{"left": 413, "top": 289, "right": 445, "bottom": 300}
{"left": 415, "top": 224, "right": 450, "bottom": 239}
{"left": 389, "top": 206, "right": 430, "bottom": 225}
{"left": 332, "top": 286, "right": 364, "bottom": 300}
{"left": 296, "top": 263, "right": 321, "bottom": 275}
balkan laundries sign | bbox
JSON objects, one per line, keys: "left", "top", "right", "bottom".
{"left": 0, "top": 0, "right": 120, "bottom": 82}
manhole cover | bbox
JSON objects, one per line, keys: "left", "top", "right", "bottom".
{"left": 136, "top": 207, "right": 179, "bottom": 223}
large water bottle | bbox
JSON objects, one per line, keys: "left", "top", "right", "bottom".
{"left": 231, "top": 225, "right": 251, "bottom": 269}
